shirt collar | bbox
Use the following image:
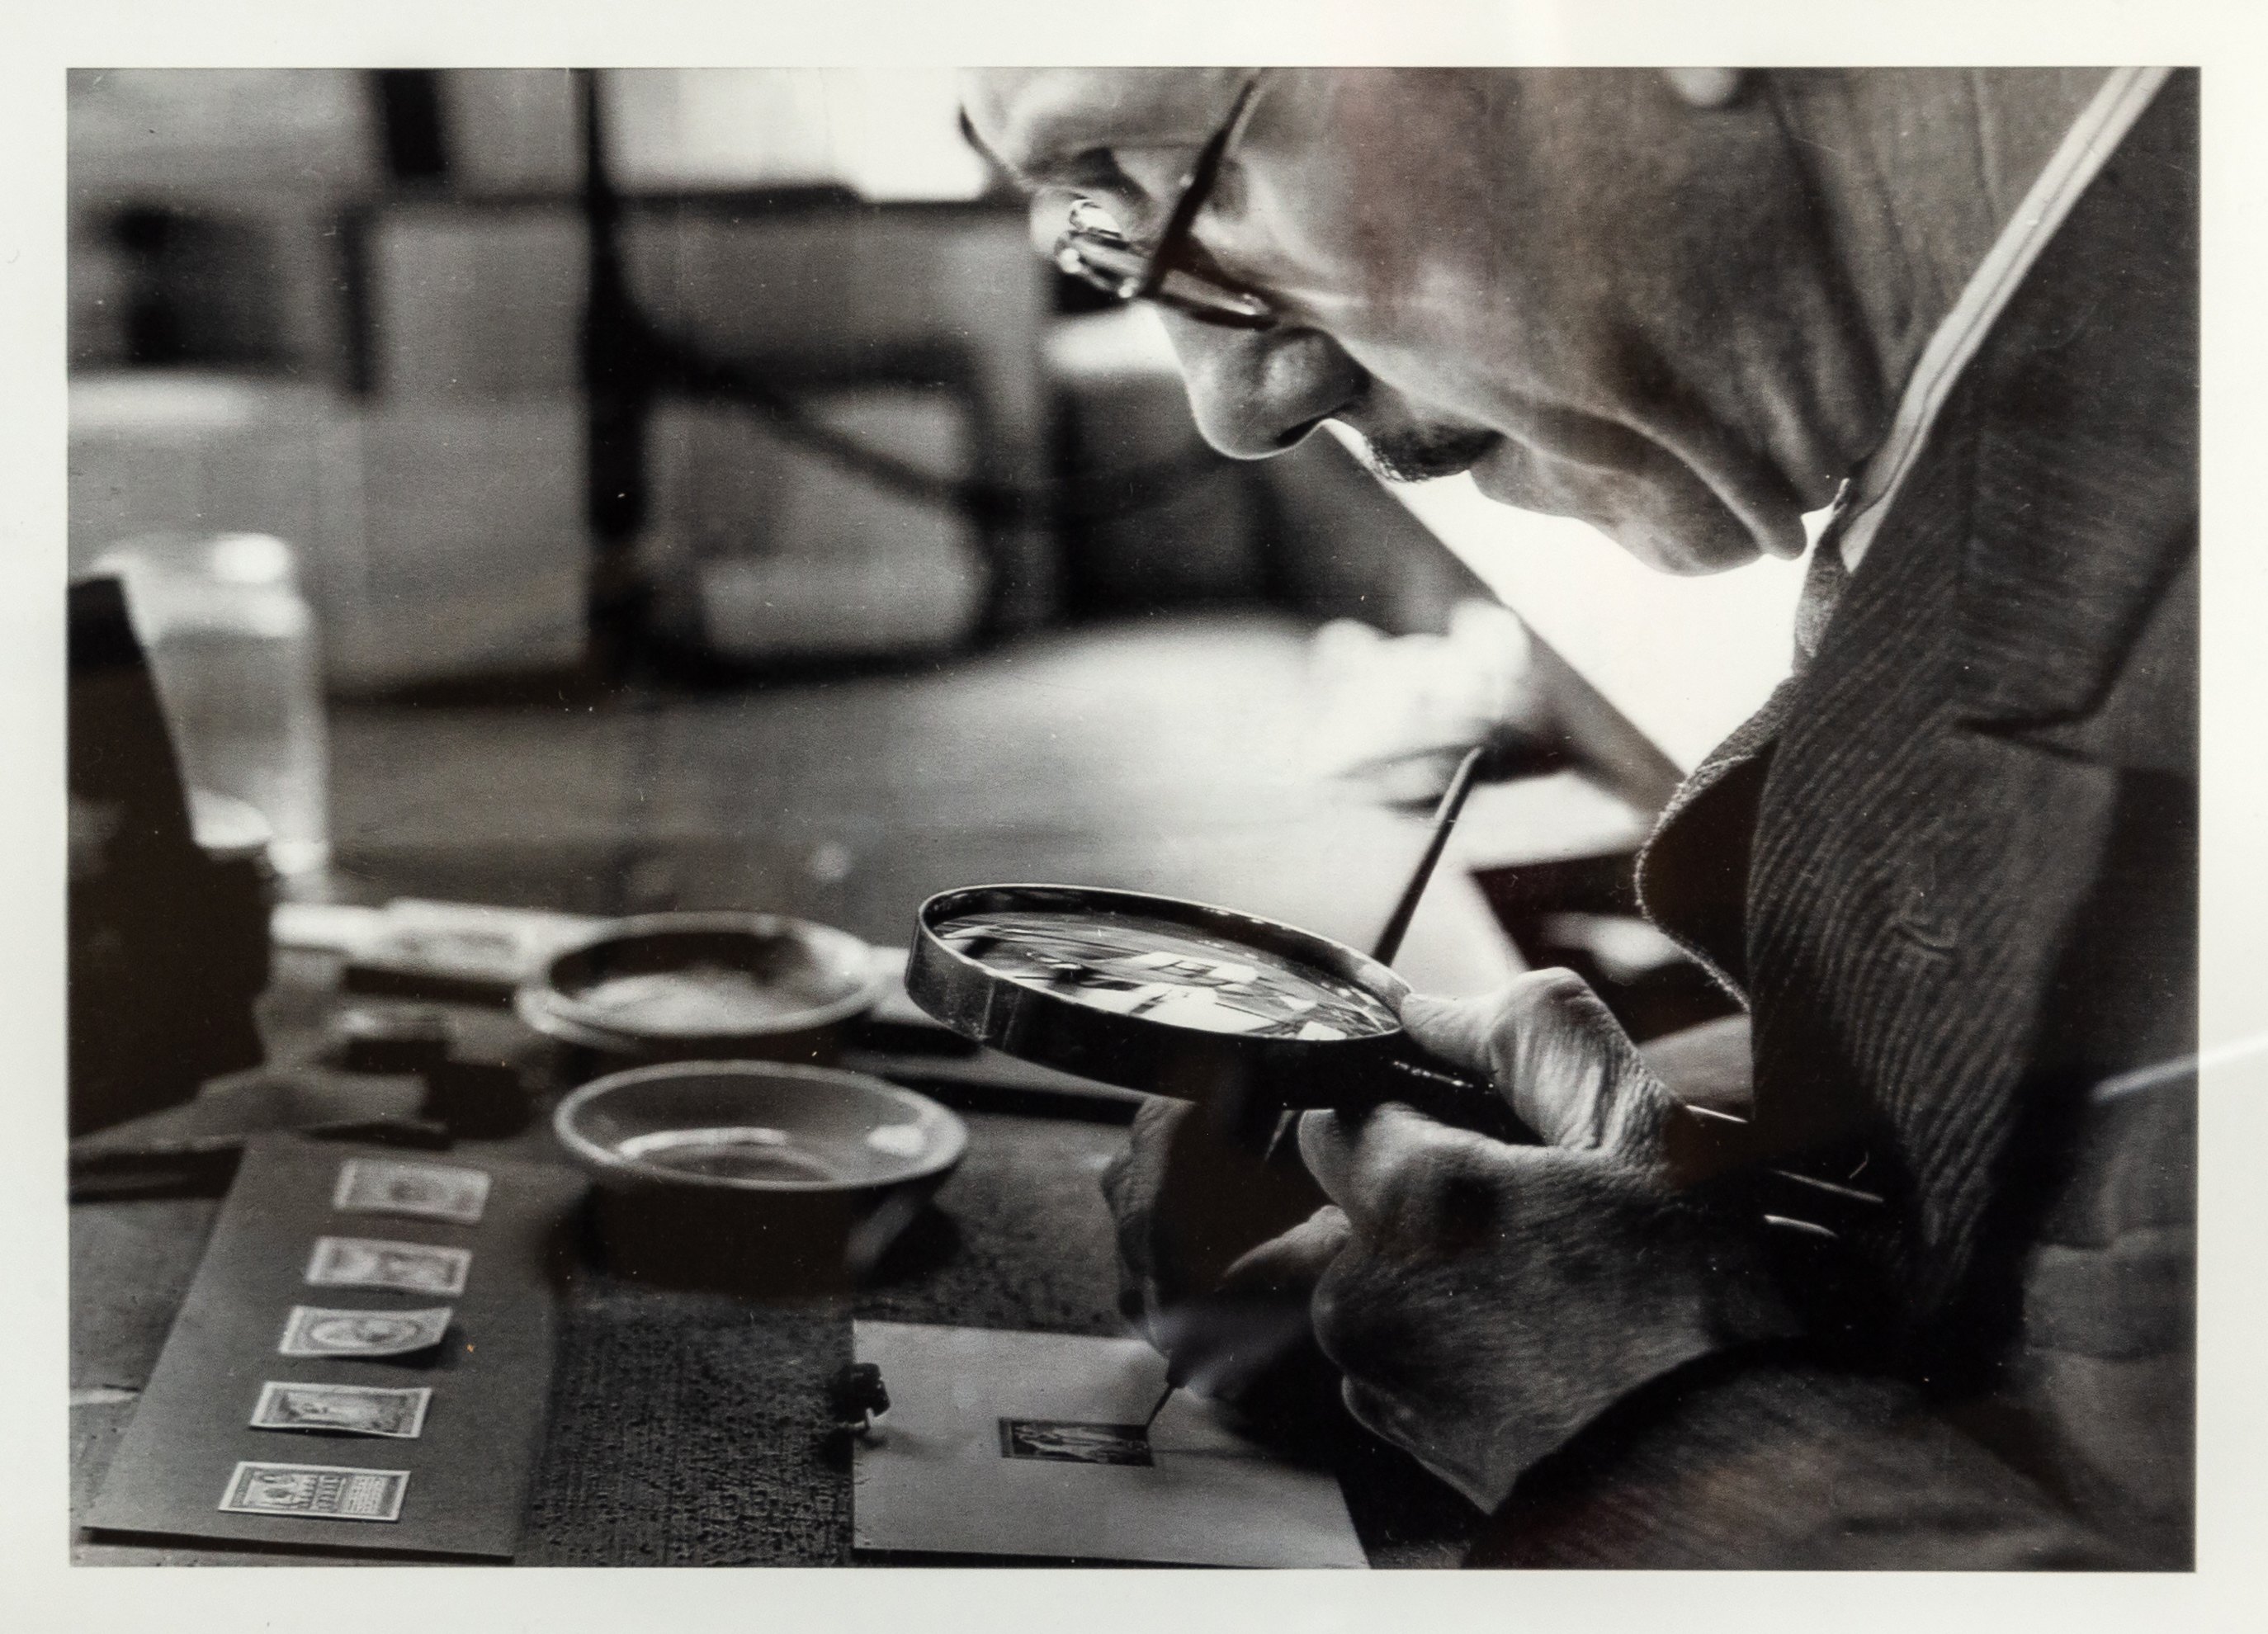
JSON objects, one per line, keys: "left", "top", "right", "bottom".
{"left": 1826, "top": 66, "right": 2173, "bottom": 578}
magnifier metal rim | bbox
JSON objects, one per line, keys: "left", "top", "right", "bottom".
{"left": 907, "top": 883, "right": 1415, "bottom": 1106}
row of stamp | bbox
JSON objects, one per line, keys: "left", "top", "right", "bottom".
{"left": 211, "top": 1159, "right": 494, "bottom": 1525}
{"left": 282, "top": 1160, "right": 486, "bottom": 1359}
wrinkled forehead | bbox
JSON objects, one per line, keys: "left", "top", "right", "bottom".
{"left": 961, "top": 68, "right": 1250, "bottom": 186}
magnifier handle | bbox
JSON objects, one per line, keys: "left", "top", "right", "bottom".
{"left": 1361, "top": 1049, "right": 1533, "bottom": 1146}
{"left": 1374, "top": 1056, "right": 1862, "bottom": 1214}
{"left": 1257, "top": 1048, "right": 1529, "bottom": 1164}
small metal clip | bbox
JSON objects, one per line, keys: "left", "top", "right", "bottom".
{"left": 827, "top": 1362, "right": 891, "bottom": 1435}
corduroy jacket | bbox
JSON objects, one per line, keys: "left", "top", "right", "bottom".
{"left": 1478, "top": 71, "right": 2199, "bottom": 1569}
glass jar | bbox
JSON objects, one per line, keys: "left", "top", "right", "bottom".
{"left": 92, "top": 532, "right": 331, "bottom": 890}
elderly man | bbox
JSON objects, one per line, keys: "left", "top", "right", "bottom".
{"left": 963, "top": 68, "right": 2195, "bottom": 1568}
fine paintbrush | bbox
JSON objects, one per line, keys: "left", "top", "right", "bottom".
{"left": 1146, "top": 744, "right": 1490, "bottom": 1430}
{"left": 1368, "top": 742, "right": 1490, "bottom": 970}
{"left": 1259, "top": 742, "right": 1488, "bottom": 1163}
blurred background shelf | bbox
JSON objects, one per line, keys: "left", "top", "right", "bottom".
{"left": 67, "top": 65, "right": 1755, "bottom": 1056}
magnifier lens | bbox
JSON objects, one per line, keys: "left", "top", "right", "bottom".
{"left": 934, "top": 909, "right": 1399, "bottom": 1042}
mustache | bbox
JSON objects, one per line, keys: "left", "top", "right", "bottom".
{"left": 1344, "top": 424, "right": 1501, "bottom": 484}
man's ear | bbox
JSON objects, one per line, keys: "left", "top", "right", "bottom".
{"left": 1662, "top": 68, "right": 1746, "bottom": 110}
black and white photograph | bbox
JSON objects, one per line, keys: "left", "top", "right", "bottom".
{"left": 12, "top": 1, "right": 2267, "bottom": 1627}
{"left": 997, "top": 1418, "right": 1155, "bottom": 1466}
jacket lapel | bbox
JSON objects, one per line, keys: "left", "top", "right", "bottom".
{"left": 1738, "top": 74, "right": 2197, "bottom": 1316}
{"left": 1954, "top": 72, "right": 2198, "bottom": 738}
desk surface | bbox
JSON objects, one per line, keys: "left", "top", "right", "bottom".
{"left": 73, "top": 1107, "right": 1477, "bottom": 1567}
{"left": 72, "top": 611, "right": 1645, "bottom": 1567}
{"left": 321, "top": 612, "right": 1543, "bottom": 999}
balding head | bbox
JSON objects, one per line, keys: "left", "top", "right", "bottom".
{"left": 962, "top": 69, "right": 1249, "bottom": 192}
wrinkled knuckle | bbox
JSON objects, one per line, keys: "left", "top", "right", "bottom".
{"left": 1605, "top": 1086, "right": 1679, "bottom": 1169}
{"left": 1521, "top": 970, "right": 1617, "bottom": 1041}
{"left": 1486, "top": 968, "right": 1588, "bottom": 1062}
{"left": 1479, "top": 988, "right": 1538, "bottom": 1048}
{"left": 1566, "top": 987, "right": 1632, "bottom": 1046}
{"left": 1516, "top": 966, "right": 1593, "bottom": 1011}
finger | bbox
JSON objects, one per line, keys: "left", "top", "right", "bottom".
{"left": 1338, "top": 1374, "right": 1406, "bottom": 1447}
{"left": 1295, "top": 1106, "right": 1417, "bottom": 1235}
{"left": 1099, "top": 1098, "right": 1190, "bottom": 1300}
{"left": 1098, "top": 1095, "right": 1188, "bottom": 1225}
{"left": 1340, "top": 1377, "right": 1496, "bottom": 1511}
{"left": 1217, "top": 1205, "right": 1352, "bottom": 1296}
{"left": 1396, "top": 988, "right": 1506, "bottom": 1081}
{"left": 1297, "top": 1103, "right": 1500, "bottom": 1244}
{"left": 1404, "top": 970, "right": 1671, "bottom": 1156}
{"left": 1338, "top": 1374, "right": 1440, "bottom": 1471}
{"left": 1402, "top": 971, "right": 1603, "bottom": 1136}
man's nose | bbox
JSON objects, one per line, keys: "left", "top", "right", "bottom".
{"left": 1160, "top": 315, "right": 1370, "bottom": 460}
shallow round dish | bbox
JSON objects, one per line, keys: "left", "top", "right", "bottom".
{"left": 553, "top": 1061, "right": 967, "bottom": 1290}
{"left": 555, "top": 1060, "right": 966, "bottom": 1193}
{"left": 520, "top": 910, "right": 881, "bottom": 1065}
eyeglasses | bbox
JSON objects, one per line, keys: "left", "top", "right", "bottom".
{"left": 1051, "top": 75, "right": 1277, "bottom": 331}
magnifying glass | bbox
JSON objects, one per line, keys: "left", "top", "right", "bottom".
{"left": 904, "top": 747, "right": 1520, "bottom": 1143}
{"left": 904, "top": 881, "right": 1522, "bottom": 1144}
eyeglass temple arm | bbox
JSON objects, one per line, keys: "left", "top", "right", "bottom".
{"left": 1134, "top": 76, "right": 1264, "bottom": 302}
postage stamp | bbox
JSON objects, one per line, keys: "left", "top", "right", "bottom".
{"left": 332, "top": 1158, "right": 490, "bottom": 1226}
{"left": 305, "top": 1236, "right": 471, "bottom": 1296}
{"left": 217, "top": 1462, "right": 409, "bottom": 1522}
{"left": 278, "top": 1305, "right": 452, "bottom": 1358}
{"left": 996, "top": 1419, "right": 1155, "bottom": 1466}
{"left": 251, "top": 1382, "right": 432, "bottom": 1439}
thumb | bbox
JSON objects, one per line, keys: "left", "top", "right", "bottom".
{"left": 1217, "top": 1206, "right": 1353, "bottom": 1297}
{"left": 1403, "top": 970, "right": 1672, "bottom": 1156}
{"left": 1398, "top": 989, "right": 1505, "bottom": 1083}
